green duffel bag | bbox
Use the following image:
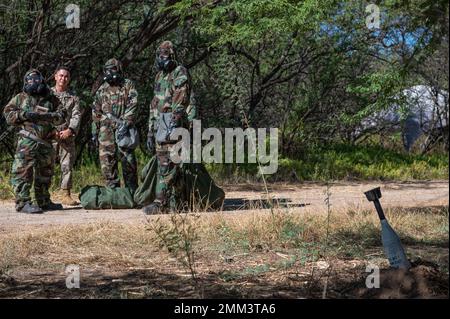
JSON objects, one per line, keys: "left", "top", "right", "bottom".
{"left": 79, "top": 185, "right": 136, "bottom": 209}
{"left": 182, "top": 163, "right": 225, "bottom": 210}
{"left": 133, "top": 155, "right": 158, "bottom": 207}
{"left": 133, "top": 155, "right": 225, "bottom": 211}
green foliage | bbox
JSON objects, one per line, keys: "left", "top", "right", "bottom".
{"left": 0, "top": 171, "right": 14, "bottom": 200}
{"left": 277, "top": 143, "right": 449, "bottom": 181}
{"left": 173, "top": 0, "right": 336, "bottom": 47}
{"left": 148, "top": 213, "right": 201, "bottom": 287}
{"left": 205, "top": 143, "right": 448, "bottom": 183}
{"left": 346, "top": 69, "right": 408, "bottom": 123}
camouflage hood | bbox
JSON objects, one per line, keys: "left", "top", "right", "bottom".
{"left": 23, "top": 69, "right": 44, "bottom": 84}
{"left": 104, "top": 58, "right": 123, "bottom": 73}
{"left": 23, "top": 69, "right": 49, "bottom": 96}
{"left": 103, "top": 58, "right": 124, "bottom": 86}
{"left": 157, "top": 41, "right": 176, "bottom": 58}
{"left": 156, "top": 41, "right": 178, "bottom": 72}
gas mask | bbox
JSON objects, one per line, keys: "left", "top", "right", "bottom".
{"left": 103, "top": 66, "right": 123, "bottom": 86}
{"left": 23, "top": 72, "right": 49, "bottom": 96}
{"left": 156, "top": 51, "right": 176, "bottom": 72}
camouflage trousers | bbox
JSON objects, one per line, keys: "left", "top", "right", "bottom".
{"left": 53, "top": 139, "right": 76, "bottom": 190}
{"left": 11, "top": 137, "right": 55, "bottom": 209}
{"left": 98, "top": 125, "right": 138, "bottom": 191}
{"left": 154, "top": 143, "right": 185, "bottom": 210}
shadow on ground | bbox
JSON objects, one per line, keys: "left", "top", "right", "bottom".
{"left": 222, "top": 198, "right": 309, "bottom": 211}
{"left": 0, "top": 260, "right": 447, "bottom": 299}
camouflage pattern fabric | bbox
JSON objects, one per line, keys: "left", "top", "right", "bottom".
{"left": 3, "top": 93, "right": 64, "bottom": 141}
{"left": 11, "top": 137, "right": 55, "bottom": 208}
{"left": 51, "top": 87, "right": 82, "bottom": 135}
{"left": 154, "top": 150, "right": 182, "bottom": 209}
{"left": 149, "top": 62, "right": 191, "bottom": 210}
{"left": 53, "top": 140, "right": 76, "bottom": 190}
{"left": 3, "top": 90, "right": 65, "bottom": 209}
{"left": 148, "top": 65, "right": 190, "bottom": 132}
{"left": 51, "top": 87, "right": 82, "bottom": 190}
{"left": 93, "top": 73, "right": 139, "bottom": 191}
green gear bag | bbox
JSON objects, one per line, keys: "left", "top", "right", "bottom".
{"left": 133, "top": 155, "right": 158, "bottom": 207}
{"left": 133, "top": 156, "right": 225, "bottom": 210}
{"left": 181, "top": 163, "right": 225, "bottom": 210}
{"left": 79, "top": 185, "right": 135, "bottom": 209}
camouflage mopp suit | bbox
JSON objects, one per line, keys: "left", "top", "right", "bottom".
{"left": 3, "top": 69, "right": 66, "bottom": 213}
{"left": 92, "top": 58, "right": 138, "bottom": 192}
{"left": 144, "top": 41, "right": 193, "bottom": 214}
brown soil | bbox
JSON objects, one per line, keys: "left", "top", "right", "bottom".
{"left": 352, "top": 261, "right": 449, "bottom": 299}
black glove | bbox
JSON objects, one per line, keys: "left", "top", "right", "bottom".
{"left": 22, "top": 112, "right": 41, "bottom": 122}
{"left": 23, "top": 111, "right": 59, "bottom": 122}
{"left": 42, "top": 112, "right": 60, "bottom": 121}
{"left": 146, "top": 131, "right": 155, "bottom": 154}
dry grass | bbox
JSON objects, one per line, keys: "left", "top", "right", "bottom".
{"left": 0, "top": 205, "right": 448, "bottom": 298}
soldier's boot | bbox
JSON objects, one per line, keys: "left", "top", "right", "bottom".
{"left": 41, "top": 201, "right": 64, "bottom": 211}
{"left": 59, "top": 189, "right": 79, "bottom": 206}
{"left": 17, "top": 202, "right": 43, "bottom": 214}
{"left": 142, "top": 200, "right": 169, "bottom": 215}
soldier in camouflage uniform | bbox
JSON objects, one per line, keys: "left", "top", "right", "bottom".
{"left": 92, "top": 58, "right": 139, "bottom": 192}
{"left": 143, "top": 41, "right": 191, "bottom": 215}
{"left": 3, "top": 69, "right": 66, "bottom": 214}
{"left": 51, "top": 67, "right": 83, "bottom": 205}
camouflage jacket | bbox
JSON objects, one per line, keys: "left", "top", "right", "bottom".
{"left": 3, "top": 92, "right": 65, "bottom": 141}
{"left": 92, "top": 78, "right": 138, "bottom": 129}
{"left": 149, "top": 65, "right": 191, "bottom": 132}
{"left": 51, "top": 87, "right": 82, "bottom": 136}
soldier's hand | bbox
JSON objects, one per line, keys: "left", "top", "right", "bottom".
{"left": 59, "top": 129, "right": 73, "bottom": 140}
{"left": 146, "top": 131, "right": 155, "bottom": 154}
{"left": 50, "top": 130, "right": 60, "bottom": 141}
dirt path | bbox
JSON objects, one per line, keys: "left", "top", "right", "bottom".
{"left": 0, "top": 180, "right": 448, "bottom": 233}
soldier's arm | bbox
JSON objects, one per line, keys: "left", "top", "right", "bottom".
{"left": 3, "top": 95, "right": 26, "bottom": 125}
{"left": 170, "top": 66, "right": 191, "bottom": 114}
{"left": 51, "top": 97, "right": 67, "bottom": 126}
{"left": 148, "top": 73, "right": 162, "bottom": 133}
{"left": 68, "top": 96, "right": 83, "bottom": 136}
{"left": 92, "top": 89, "right": 103, "bottom": 123}
{"left": 122, "top": 80, "right": 138, "bottom": 126}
